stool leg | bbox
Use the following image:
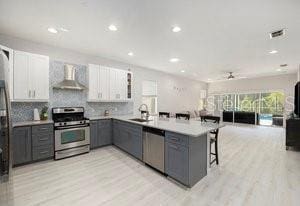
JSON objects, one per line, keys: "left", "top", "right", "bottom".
{"left": 209, "top": 141, "right": 212, "bottom": 167}
{"left": 215, "top": 140, "right": 219, "bottom": 165}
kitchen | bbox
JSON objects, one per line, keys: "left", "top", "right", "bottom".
{"left": 1, "top": 0, "right": 300, "bottom": 206}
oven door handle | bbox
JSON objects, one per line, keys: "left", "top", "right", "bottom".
{"left": 55, "top": 124, "right": 89, "bottom": 130}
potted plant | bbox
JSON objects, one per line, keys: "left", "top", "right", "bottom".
{"left": 40, "top": 106, "right": 49, "bottom": 120}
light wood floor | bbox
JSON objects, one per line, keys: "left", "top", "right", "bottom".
{"left": 1, "top": 125, "right": 300, "bottom": 206}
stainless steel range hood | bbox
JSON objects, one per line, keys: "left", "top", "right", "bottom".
{"left": 53, "top": 64, "right": 87, "bottom": 90}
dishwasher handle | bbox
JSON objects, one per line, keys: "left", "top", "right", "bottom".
{"left": 143, "top": 127, "right": 165, "bottom": 136}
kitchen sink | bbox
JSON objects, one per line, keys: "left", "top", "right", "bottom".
{"left": 129, "top": 118, "right": 152, "bottom": 122}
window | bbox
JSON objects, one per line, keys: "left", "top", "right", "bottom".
{"left": 212, "top": 91, "right": 284, "bottom": 126}
{"left": 142, "top": 80, "right": 157, "bottom": 115}
{"left": 237, "top": 93, "right": 259, "bottom": 112}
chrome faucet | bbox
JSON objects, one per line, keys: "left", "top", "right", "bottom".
{"left": 138, "top": 104, "right": 150, "bottom": 120}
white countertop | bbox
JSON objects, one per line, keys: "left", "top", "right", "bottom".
{"left": 13, "top": 115, "right": 223, "bottom": 137}
{"left": 13, "top": 120, "right": 54, "bottom": 127}
{"left": 88, "top": 115, "right": 224, "bottom": 137}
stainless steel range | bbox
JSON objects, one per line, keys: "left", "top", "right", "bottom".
{"left": 52, "top": 107, "right": 90, "bottom": 160}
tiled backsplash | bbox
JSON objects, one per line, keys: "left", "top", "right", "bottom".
{"left": 11, "top": 60, "right": 133, "bottom": 122}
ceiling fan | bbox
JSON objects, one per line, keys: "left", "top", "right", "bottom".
{"left": 227, "top": 72, "right": 235, "bottom": 79}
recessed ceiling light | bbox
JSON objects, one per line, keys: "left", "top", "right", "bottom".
{"left": 169, "top": 58, "right": 179, "bottom": 63}
{"left": 60, "top": 27, "right": 69, "bottom": 32}
{"left": 269, "top": 50, "right": 278, "bottom": 54}
{"left": 48, "top": 27, "right": 58, "bottom": 34}
{"left": 276, "top": 68, "right": 282, "bottom": 72}
{"left": 172, "top": 26, "right": 181, "bottom": 33}
{"left": 108, "top": 24, "right": 118, "bottom": 31}
{"left": 128, "top": 52, "right": 134, "bottom": 56}
{"left": 181, "top": 70, "right": 185, "bottom": 73}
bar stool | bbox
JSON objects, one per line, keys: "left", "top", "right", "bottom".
{"left": 175, "top": 113, "right": 190, "bottom": 120}
{"left": 159, "top": 112, "right": 170, "bottom": 118}
{"left": 202, "top": 115, "right": 220, "bottom": 166}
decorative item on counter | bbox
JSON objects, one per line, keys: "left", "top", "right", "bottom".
{"left": 33, "top": 108, "right": 40, "bottom": 121}
{"left": 40, "top": 106, "right": 49, "bottom": 120}
{"left": 104, "top": 110, "right": 110, "bottom": 116}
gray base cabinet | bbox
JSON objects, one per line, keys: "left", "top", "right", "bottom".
{"left": 113, "top": 120, "right": 143, "bottom": 160}
{"left": 165, "top": 141, "right": 189, "bottom": 184}
{"left": 12, "top": 124, "right": 54, "bottom": 166}
{"left": 90, "top": 119, "right": 112, "bottom": 149}
{"left": 165, "top": 131, "right": 207, "bottom": 187}
{"left": 12, "top": 127, "right": 32, "bottom": 165}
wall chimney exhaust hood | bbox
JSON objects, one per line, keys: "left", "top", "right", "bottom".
{"left": 53, "top": 64, "right": 87, "bottom": 90}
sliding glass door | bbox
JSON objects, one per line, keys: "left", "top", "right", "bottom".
{"left": 259, "top": 92, "right": 284, "bottom": 126}
{"left": 212, "top": 91, "right": 284, "bottom": 127}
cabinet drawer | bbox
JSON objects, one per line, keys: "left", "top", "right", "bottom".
{"left": 165, "top": 132, "right": 189, "bottom": 146}
{"left": 32, "top": 133, "right": 53, "bottom": 147}
{"left": 32, "top": 145, "right": 53, "bottom": 161}
{"left": 32, "top": 124, "right": 53, "bottom": 135}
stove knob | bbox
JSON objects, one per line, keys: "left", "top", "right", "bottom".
{"left": 59, "top": 123, "right": 63, "bottom": 126}
{"left": 80, "top": 121, "right": 83, "bottom": 124}
{"left": 64, "top": 122, "right": 67, "bottom": 125}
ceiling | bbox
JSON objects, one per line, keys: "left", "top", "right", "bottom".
{"left": 0, "top": 0, "right": 299, "bottom": 82}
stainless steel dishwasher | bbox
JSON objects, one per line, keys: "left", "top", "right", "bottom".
{"left": 143, "top": 127, "right": 165, "bottom": 173}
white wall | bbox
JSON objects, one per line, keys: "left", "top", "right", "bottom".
{"left": 298, "top": 65, "right": 300, "bottom": 81}
{"left": 0, "top": 34, "right": 207, "bottom": 115}
{"left": 208, "top": 74, "right": 297, "bottom": 124}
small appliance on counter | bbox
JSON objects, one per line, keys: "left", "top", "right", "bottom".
{"left": 52, "top": 107, "right": 90, "bottom": 160}
{"left": 33, "top": 108, "right": 40, "bottom": 121}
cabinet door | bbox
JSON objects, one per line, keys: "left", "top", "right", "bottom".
{"left": 30, "top": 54, "right": 49, "bottom": 100}
{"left": 127, "top": 125, "right": 143, "bottom": 160}
{"left": 112, "top": 120, "right": 121, "bottom": 147}
{"left": 88, "top": 64, "right": 100, "bottom": 101}
{"left": 109, "top": 68, "right": 118, "bottom": 100}
{"left": 98, "top": 119, "right": 112, "bottom": 146}
{"left": 165, "top": 142, "right": 189, "bottom": 185}
{"left": 99, "top": 66, "right": 110, "bottom": 100}
{"left": 13, "top": 51, "right": 30, "bottom": 100}
{"left": 117, "top": 70, "right": 127, "bottom": 100}
{"left": 12, "top": 127, "right": 32, "bottom": 165}
{"left": 90, "top": 121, "right": 98, "bottom": 149}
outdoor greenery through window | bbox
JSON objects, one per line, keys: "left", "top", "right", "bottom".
{"left": 212, "top": 91, "right": 284, "bottom": 126}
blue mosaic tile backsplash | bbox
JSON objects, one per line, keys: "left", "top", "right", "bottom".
{"left": 11, "top": 60, "right": 133, "bottom": 122}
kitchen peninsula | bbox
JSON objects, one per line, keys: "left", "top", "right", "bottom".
{"left": 89, "top": 115, "right": 223, "bottom": 187}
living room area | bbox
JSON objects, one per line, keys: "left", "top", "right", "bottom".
{"left": 207, "top": 73, "right": 296, "bottom": 128}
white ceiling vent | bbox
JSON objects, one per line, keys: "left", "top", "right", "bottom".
{"left": 269, "top": 29, "right": 285, "bottom": 39}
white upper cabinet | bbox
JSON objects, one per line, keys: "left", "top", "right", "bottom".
{"left": 109, "top": 68, "right": 127, "bottom": 101}
{"left": 87, "top": 64, "right": 100, "bottom": 101}
{"left": 13, "top": 51, "right": 49, "bottom": 101}
{"left": 88, "top": 64, "right": 110, "bottom": 101}
{"left": 98, "top": 66, "right": 110, "bottom": 100}
{"left": 87, "top": 64, "right": 132, "bottom": 102}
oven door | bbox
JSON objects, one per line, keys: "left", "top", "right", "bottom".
{"left": 55, "top": 125, "right": 90, "bottom": 151}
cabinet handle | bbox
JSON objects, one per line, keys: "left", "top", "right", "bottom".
{"left": 39, "top": 150, "right": 49, "bottom": 154}
{"left": 98, "top": 93, "right": 100, "bottom": 99}
{"left": 28, "top": 90, "right": 31, "bottom": 98}
{"left": 170, "top": 137, "right": 180, "bottom": 142}
{"left": 33, "top": 90, "right": 36, "bottom": 98}
{"left": 100, "top": 93, "right": 102, "bottom": 98}
{"left": 169, "top": 144, "right": 179, "bottom": 150}
{"left": 39, "top": 137, "right": 49, "bottom": 141}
